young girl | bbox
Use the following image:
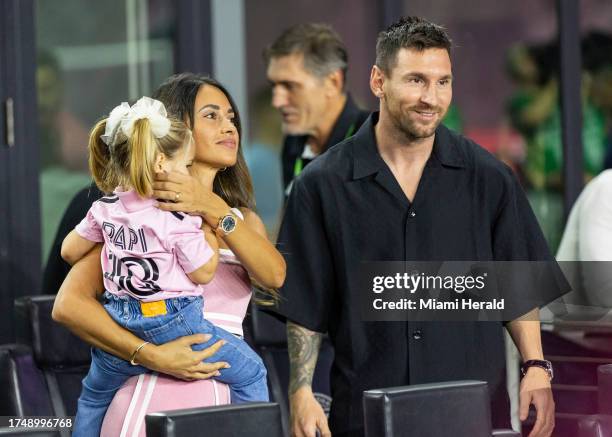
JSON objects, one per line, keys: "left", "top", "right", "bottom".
{"left": 62, "top": 97, "right": 268, "bottom": 437}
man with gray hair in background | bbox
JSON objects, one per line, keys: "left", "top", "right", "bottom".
{"left": 265, "top": 23, "right": 369, "bottom": 196}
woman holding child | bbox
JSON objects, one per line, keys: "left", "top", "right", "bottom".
{"left": 53, "top": 73, "right": 285, "bottom": 436}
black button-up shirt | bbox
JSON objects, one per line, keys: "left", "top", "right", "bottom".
{"left": 281, "top": 93, "right": 369, "bottom": 193}
{"left": 273, "top": 113, "right": 568, "bottom": 436}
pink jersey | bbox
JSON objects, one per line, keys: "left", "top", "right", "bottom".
{"left": 75, "top": 189, "right": 214, "bottom": 301}
{"left": 100, "top": 245, "right": 252, "bottom": 437}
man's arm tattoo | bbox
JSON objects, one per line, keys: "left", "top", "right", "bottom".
{"left": 287, "top": 321, "right": 322, "bottom": 395}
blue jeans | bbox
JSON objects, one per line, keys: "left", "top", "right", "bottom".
{"left": 72, "top": 293, "right": 268, "bottom": 437}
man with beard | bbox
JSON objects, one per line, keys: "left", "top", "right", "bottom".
{"left": 272, "top": 17, "right": 565, "bottom": 437}
{"left": 265, "top": 23, "right": 369, "bottom": 197}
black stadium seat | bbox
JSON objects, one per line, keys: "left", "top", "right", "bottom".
{"left": 598, "top": 364, "right": 612, "bottom": 415}
{"left": 146, "top": 402, "right": 284, "bottom": 437}
{"left": 0, "top": 344, "right": 70, "bottom": 436}
{"left": 579, "top": 414, "right": 612, "bottom": 437}
{"left": 13, "top": 296, "right": 91, "bottom": 418}
{"left": 363, "top": 381, "right": 520, "bottom": 437}
{"left": 0, "top": 428, "right": 61, "bottom": 437}
{"left": 578, "top": 364, "right": 612, "bottom": 437}
{"left": 0, "top": 344, "right": 54, "bottom": 417}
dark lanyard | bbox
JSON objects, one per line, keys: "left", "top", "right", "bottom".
{"left": 293, "top": 122, "right": 356, "bottom": 178}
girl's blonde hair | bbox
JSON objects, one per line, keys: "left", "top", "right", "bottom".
{"left": 88, "top": 117, "right": 191, "bottom": 196}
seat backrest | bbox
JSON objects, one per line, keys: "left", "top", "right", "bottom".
{"left": 247, "top": 302, "right": 288, "bottom": 347}
{"left": 0, "top": 428, "right": 62, "bottom": 436}
{"left": 14, "top": 295, "right": 91, "bottom": 416}
{"left": 599, "top": 364, "right": 612, "bottom": 415}
{"left": 579, "top": 414, "right": 612, "bottom": 437}
{"left": 0, "top": 344, "right": 54, "bottom": 417}
{"left": 145, "top": 402, "right": 284, "bottom": 437}
{"left": 363, "top": 380, "right": 492, "bottom": 437}
{"left": 246, "top": 302, "right": 334, "bottom": 399}
{"left": 14, "top": 296, "right": 90, "bottom": 367}
{"left": 491, "top": 430, "right": 521, "bottom": 436}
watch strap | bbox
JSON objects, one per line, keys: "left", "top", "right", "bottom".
{"left": 521, "top": 359, "right": 553, "bottom": 380}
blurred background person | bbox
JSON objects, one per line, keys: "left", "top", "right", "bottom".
{"left": 505, "top": 41, "right": 607, "bottom": 251}
{"left": 554, "top": 31, "right": 612, "bottom": 313}
{"left": 37, "top": 50, "right": 91, "bottom": 263}
{"left": 264, "top": 23, "right": 370, "bottom": 197}
{"left": 583, "top": 31, "right": 612, "bottom": 170}
{"left": 556, "top": 169, "right": 612, "bottom": 311}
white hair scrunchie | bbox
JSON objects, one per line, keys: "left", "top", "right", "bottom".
{"left": 100, "top": 102, "right": 131, "bottom": 147}
{"left": 121, "top": 96, "right": 171, "bottom": 139}
{"left": 100, "top": 97, "right": 171, "bottom": 148}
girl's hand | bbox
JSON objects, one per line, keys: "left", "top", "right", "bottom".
{"left": 153, "top": 171, "right": 230, "bottom": 227}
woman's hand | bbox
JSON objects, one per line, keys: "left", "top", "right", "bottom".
{"left": 154, "top": 171, "right": 286, "bottom": 289}
{"left": 153, "top": 171, "right": 230, "bottom": 227}
{"left": 138, "top": 334, "right": 230, "bottom": 381}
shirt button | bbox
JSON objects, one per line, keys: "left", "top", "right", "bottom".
{"left": 410, "top": 211, "right": 416, "bottom": 218}
{"left": 412, "top": 329, "right": 423, "bottom": 340}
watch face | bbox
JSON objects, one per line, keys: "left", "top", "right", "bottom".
{"left": 221, "top": 215, "right": 237, "bottom": 233}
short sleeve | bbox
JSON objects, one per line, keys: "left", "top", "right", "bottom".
{"left": 493, "top": 168, "right": 558, "bottom": 261}
{"left": 272, "top": 175, "right": 335, "bottom": 333}
{"left": 492, "top": 169, "right": 570, "bottom": 314}
{"left": 75, "top": 207, "right": 104, "bottom": 242}
{"left": 168, "top": 215, "right": 214, "bottom": 274}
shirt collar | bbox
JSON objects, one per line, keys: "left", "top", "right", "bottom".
{"left": 431, "top": 123, "right": 465, "bottom": 169}
{"left": 114, "top": 188, "right": 156, "bottom": 211}
{"left": 352, "top": 112, "right": 465, "bottom": 180}
{"left": 324, "top": 93, "right": 362, "bottom": 150}
{"left": 352, "top": 112, "right": 385, "bottom": 179}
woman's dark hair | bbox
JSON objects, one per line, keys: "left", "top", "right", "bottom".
{"left": 152, "top": 73, "right": 255, "bottom": 209}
